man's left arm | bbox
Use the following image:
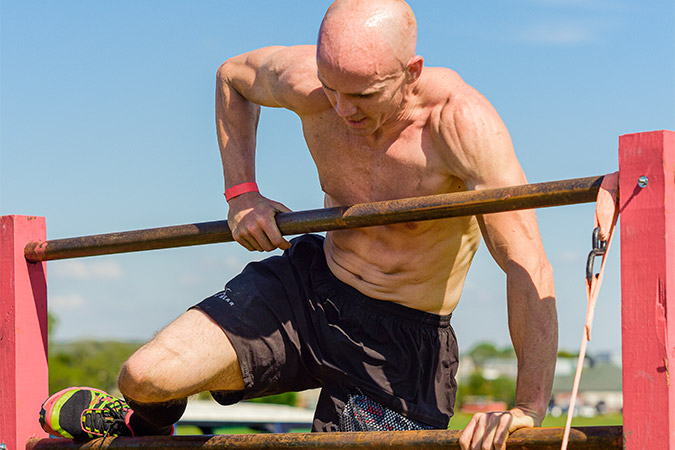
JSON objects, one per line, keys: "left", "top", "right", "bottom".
{"left": 463, "top": 206, "right": 558, "bottom": 449}
{"left": 436, "top": 91, "right": 557, "bottom": 449}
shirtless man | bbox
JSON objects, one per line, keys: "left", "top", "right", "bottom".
{"left": 39, "top": 1, "right": 557, "bottom": 449}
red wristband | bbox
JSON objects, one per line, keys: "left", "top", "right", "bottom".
{"left": 225, "top": 182, "right": 259, "bottom": 201}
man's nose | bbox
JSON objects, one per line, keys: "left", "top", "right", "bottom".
{"left": 334, "top": 93, "right": 357, "bottom": 117}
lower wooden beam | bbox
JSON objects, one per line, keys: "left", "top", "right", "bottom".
{"left": 26, "top": 426, "right": 623, "bottom": 449}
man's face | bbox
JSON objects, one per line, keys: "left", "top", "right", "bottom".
{"left": 317, "top": 61, "right": 407, "bottom": 136}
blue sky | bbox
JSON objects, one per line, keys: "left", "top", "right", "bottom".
{"left": 1, "top": 1, "right": 673, "bottom": 356}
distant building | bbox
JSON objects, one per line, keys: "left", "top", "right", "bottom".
{"left": 457, "top": 352, "right": 622, "bottom": 415}
{"left": 481, "top": 358, "right": 517, "bottom": 380}
{"left": 459, "top": 356, "right": 591, "bottom": 381}
{"left": 552, "top": 363, "right": 623, "bottom": 413}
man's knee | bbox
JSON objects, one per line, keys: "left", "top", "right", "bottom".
{"left": 117, "top": 309, "right": 245, "bottom": 402}
{"left": 118, "top": 345, "right": 173, "bottom": 403}
{"left": 118, "top": 336, "right": 198, "bottom": 403}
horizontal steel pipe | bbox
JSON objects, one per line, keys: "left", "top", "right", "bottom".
{"left": 26, "top": 426, "right": 623, "bottom": 449}
{"left": 24, "top": 175, "right": 604, "bottom": 262}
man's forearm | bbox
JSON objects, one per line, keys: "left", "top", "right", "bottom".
{"left": 215, "top": 63, "right": 261, "bottom": 188}
{"left": 506, "top": 260, "right": 558, "bottom": 422}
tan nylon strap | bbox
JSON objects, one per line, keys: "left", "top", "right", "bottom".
{"left": 561, "top": 172, "right": 619, "bottom": 450}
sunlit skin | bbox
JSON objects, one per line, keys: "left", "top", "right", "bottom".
{"left": 117, "top": 2, "right": 558, "bottom": 450}
{"left": 317, "top": 69, "right": 407, "bottom": 136}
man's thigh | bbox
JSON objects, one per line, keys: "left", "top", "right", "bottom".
{"left": 120, "top": 308, "right": 244, "bottom": 402}
{"left": 195, "top": 236, "right": 331, "bottom": 404}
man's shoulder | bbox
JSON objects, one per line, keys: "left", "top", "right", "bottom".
{"left": 279, "top": 45, "right": 330, "bottom": 116}
{"left": 421, "top": 67, "right": 489, "bottom": 114}
{"left": 421, "top": 68, "right": 479, "bottom": 136}
{"left": 422, "top": 67, "right": 464, "bottom": 85}
{"left": 421, "top": 68, "right": 502, "bottom": 150}
{"left": 272, "top": 45, "right": 317, "bottom": 67}
{"left": 263, "top": 45, "right": 330, "bottom": 114}
{"left": 422, "top": 67, "right": 510, "bottom": 181}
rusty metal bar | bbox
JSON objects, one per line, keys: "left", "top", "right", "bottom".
{"left": 24, "top": 175, "right": 604, "bottom": 262}
{"left": 25, "top": 426, "right": 623, "bottom": 449}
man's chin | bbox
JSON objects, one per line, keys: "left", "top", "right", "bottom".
{"left": 344, "top": 120, "right": 375, "bottom": 136}
{"left": 346, "top": 127, "right": 372, "bottom": 136}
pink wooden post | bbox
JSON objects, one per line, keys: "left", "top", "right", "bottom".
{"left": 0, "top": 216, "right": 49, "bottom": 449}
{"left": 619, "top": 130, "right": 675, "bottom": 448}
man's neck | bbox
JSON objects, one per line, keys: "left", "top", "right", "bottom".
{"left": 361, "top": 88, "right": 421, "bottom": 147}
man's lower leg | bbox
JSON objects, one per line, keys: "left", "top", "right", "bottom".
{"left": 125, "top": 397, "right": 187, "bottom": 436}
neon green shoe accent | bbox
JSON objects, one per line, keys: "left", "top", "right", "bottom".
{"left": 47, "top": 389, "right": 80, "bottom": 439}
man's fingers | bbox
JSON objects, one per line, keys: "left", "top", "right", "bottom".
{"left": 244, "top": 225, "right": 276, "bottom": 252}
{"left": 458, "top": 414, "right": 480, "bottom": 450}
{"left": 232, "top": 218, "right": 267, "bottom": 251}
{"left": 492, "top": 413, "right": 513, "bottom": 450}
{"left": 481, "top": 412, "right": 510, "bottom": 450}
{"left": 460, "top": 411, "right": 518, "bottom": 450}
{"left": 227, "top": 195, "right": 294, "bottom": 252}
{"left": 234, "top": 234, "right": 258, "bottom": 252}
{"left": 471, "top": 413, "right": 491, "bottom": 450}
{"left": 255, "top": 214, "right": 289, "bottom": 251}
{"left": 264, "top": 221, "right": 291, "bottom": 250}
{"left": 480, "top": 415, "right": 499, "bottom": 450}
{"left": 236, "top": 217, "right": 287, "bottom": 252}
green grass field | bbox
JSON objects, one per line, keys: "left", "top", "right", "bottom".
{"left": 176, "top": 413, "right": 622, "bottom": 435}
{"left": 447, "top": 412, "right": 622, "bottom": 430}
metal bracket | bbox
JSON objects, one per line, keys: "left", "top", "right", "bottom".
{"left": 586, "top": 227, "right": 607, "bottom": 282}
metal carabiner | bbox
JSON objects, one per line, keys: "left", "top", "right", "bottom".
{"left": 585, "top": 227, "right": 607, "bottom": 282}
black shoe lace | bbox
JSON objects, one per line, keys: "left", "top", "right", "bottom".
{"left": 81, "top": 399, "right": 129, "bottom": 437}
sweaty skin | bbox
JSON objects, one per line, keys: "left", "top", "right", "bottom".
{"left": 213, "top": 1, "right": 558, "bottom": 449}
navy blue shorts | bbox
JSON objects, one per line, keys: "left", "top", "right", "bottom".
{"left": 193, "top": 234, "right": 459, "bottom": 431}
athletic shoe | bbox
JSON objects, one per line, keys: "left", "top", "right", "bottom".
{"left": 39, "top": 387, "right": 134, "bottom": 440}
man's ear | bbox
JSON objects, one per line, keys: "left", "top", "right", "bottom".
{"left": 406, "top": 55, "right": 424, "bottom": 83}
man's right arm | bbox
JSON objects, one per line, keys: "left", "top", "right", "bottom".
{"left": 215, "top": 45, "right": 323, "bottom": 251}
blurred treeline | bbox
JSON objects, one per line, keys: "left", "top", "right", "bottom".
{"left": 47, "top": 313, "right": 142, "bottom": 394}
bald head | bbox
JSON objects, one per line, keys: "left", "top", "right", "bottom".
{"left": 317, "top": 0, "right": 418, "bottom": 78}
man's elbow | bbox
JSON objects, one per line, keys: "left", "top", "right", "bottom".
{"left": 215, "top": 57, "right": 254, "bottom": 106}
{"left": 216, "top": 58, "right": 236, "bottom": 86}
{"left": 507, "top": 253, "right": 554, "bottom": 280}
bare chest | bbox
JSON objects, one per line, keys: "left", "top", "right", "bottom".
{"left": 300, "top": 111, "right": 457, "bottom": 205}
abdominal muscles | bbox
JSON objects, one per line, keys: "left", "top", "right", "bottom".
{"left": 324, "top": 215, "right": 481, "bottom": 314}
